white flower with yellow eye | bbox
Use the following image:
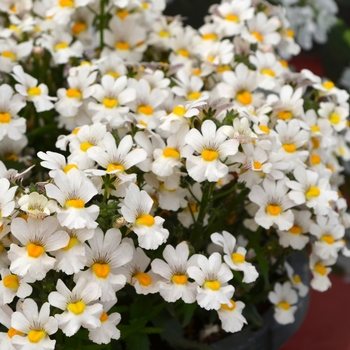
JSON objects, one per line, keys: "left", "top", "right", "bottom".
{"left": 121, "top": 183, "right": 169, "bottom": 250}
{"left": 67, "top": 123, "right": 107, "bottom": 170}
{"left": 45, "top": 169, "right": 99, "bottom": 230}
{"left": 148, "top": 16, "right": 182, "bottom": 49}
{"left": 268, "top": 282, "right": 298, "bottom": 325}
{"left": 103, "top": 16, "right": 147, "bottom": 62}
{"left": 0, "top": 268, "right": 33, "bottom": 305}
{"left": 88, "top": 301, "right": 121, "bottom": 344}
{"left": 12, "top": 65, "right": 56, "bottom": 112}
{"left": 96, "top": 53, "right": 127, "bottom": 79}
{"left": 216, "top": 63, "right": 261, "bottom": 108}
{"left": 11, "top": 299, "right": 58, "bottom": 350}
{"left": 48, "top": 278, "right": 103, "bottom": 337}
{"left": 74, "top": 228, "right": 133, "bottom": 302}
{"left": 310, "top": 214, "right": 345, "bottom": 260}
{"left": 8, "top": 217, "right": 69, "bottom": 281}
{"left": 249, "top": 178, "right": 295, "bottom": 231}
{"left": 276, "top": 209, "right": 311, "bottom": 250}
{"left": 217, "top": 299, "right": 247, "bottom": 333}
{"left": 211, "top": 0, "right": 254, "bottom": 37}
{"left": 50, "top": 227, "right": 94, "bottom": 275}
{"left": 309, "top": 253, "right": 334, "bottom": 292}
{"left": 117, "top": 238, "right": 161, "bottom": 295}
{"left": 184, "top": 119, "right": 239, "bottom": 183}
{"left": 18, "top": 192, "right": 57, "bottom": 219}
{"left": 151, "top": 242, "right": 198, "bottom": 303}
{"left": 0, "top": 84, "right": 26, "bottom": 142}
{"left": 88, "top": 74, "right": 136, "bottom": 127}
{"left": 210, "top": 231, "right": 258, "bottom": 283}
{"left": 0, "top": 38, "right": 32, "bottom": 73}
{"left": 285, "top": 262, "right": 309, "bottom": 298}
{"left": 287, "top": 166, "right": 338, "bottom": 216}
{"left": 0, "top": 304, "right": 16, "bottom": 350}
{"left": 313, "top": 79, "right": 349, "bottom": 104}
{"left": 55, "top": 65, "right": 97, "bottom": 117}
{"left": 187, "top": 252, "right": 234, "bottom": 311}
{"left": 318, "top": 101, "right": 348, "bottom": 132}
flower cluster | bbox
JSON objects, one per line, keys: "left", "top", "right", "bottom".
{"left": 0, "top": 0, "right": 350, "bottom": 348}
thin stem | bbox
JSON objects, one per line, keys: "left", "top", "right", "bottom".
{"left": 100, "top": 0, "right": 106, "bottom": 53}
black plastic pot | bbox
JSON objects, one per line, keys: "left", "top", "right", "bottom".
{"left": 210, "top": 253, "right": 310, "bottom": 350}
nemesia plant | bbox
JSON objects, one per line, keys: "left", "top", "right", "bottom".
{"left": 0, "top": 0, "right": 350, "bottom": 349}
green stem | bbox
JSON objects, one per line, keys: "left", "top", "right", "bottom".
{"left": 100, "top": 0, "right": 106, "bottom": 53}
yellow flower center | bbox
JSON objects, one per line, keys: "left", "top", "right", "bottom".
{"left": 259, "top": 125, "right": 270, "bottom": 134}
{"left": 282, "top": 143, "right": 296, "bottom": 153}
{"left": 4, "top": 152, "right": 18, "bottom": 162}
{"left": 187, "top": 91, "right": 201, "bottom": 100}
{"left": 117, "top": 9, "right": 129, "bottom": 19}
{"left": 252, "top": 31, "right": 263, "bottom": 42}
{"left": 188, "top": 203, "right": 198, "bottom": 213}
{"left": 322, "top": 81, "right": 334, "bottom": 90}
{"left": 92, "top": 263, "right": 111, "bottom": 278}
{"left": 72, "top": 21, "right": 87, "bottom": 35}
{"left": 138, "top": 105, "right": 153, "bottom": 115}
{"left": 0, "top": 112, "right": 11, "bottom": 123}
{"left": 27, "top": 87, "right": 41, "bottom": 96}
{"left": 231, "top": 253, "right": 245, "bottom": 264}
{"left": 279, "top": 59, "right": 289, "bottom": 67}
{"left": 253, "top": 161, "right": 262, "bottom": 170}
{"left": 63, "top": 164, "right": 78, "bottom": 173}
{"left": 3, "top": 274, "right": 19, "bottom": 290}
{"left": 289, "top": 225, "right": 302, "bottom": 235}
{"left": 217, "top": 65, "right": 231, "bottom": 73}
{"left": 178, "top": 48, "right": 189, "bottom": 57}
{"left": 80, "top": 141, "right": 93, "bottom": 152}
{"left": 286, "top": 29, "right": 294, "bottom": 38}
{"left": 310, "top": 125, "right": 320, "bottom": 133}
{"left": 172, "top": 274, "right": 188, "bottom": 285}
{"left": 27, "top": 243, "right": 45, "bottom": 258}
{"left": 8, "top": 328, "right": 24, "bottom": 338}
{"left": 107, "top": 71, "right": 119, "bottom": 79}
{"left": 172, "top": 105, "right": 186, "bottom": 116}
{"left": 205, "top": 280, "right": 221, "bottom": 291}
{"left": 106, "top": 163, "right": 124, "bottom": 173}
{"left": 202, "top": 149, "right": 219, "bottom": 162}
{"left": 115, "top": 41, "right": 130, "bottom": 50}
{"left": 311, "top": 154, "right": 321, "bottom": 165}
{"left": 278, "top": 110, "right": 293, "bottom": 120}
{"left": 278, "top": 301, "right": 291, "bottom": 310}
{"left": 321, "top": 234, "right": 335, "bottom": 245}
{"left": 266, "top": 204, "right": 282, "bottom": 216}
{"left": 159, "top": 30, "right": 170, "bottom": 37}
{"left": 1, "top": 51, "right": 16, "bottom": 60}
{"left": 261, "top": 68, "right": 275, "bottom": 76}
{"left": 54, "top": 42, "right": 69, "bottom": 51}
{"left": 202, "top": 33, "right": 218, "bottom": 40}
{"left": 62, "top": 237, "right": 79, "bottom": 251}
{"left": 136, "top": 214, "right": 155, "bottom": 226}
{"left": 28, "top": 330, "right": 46, "bottom": 343}
{"left": 225, "top": 13, "right": 239, "bottom": 22}
{"left": 66, "top": 199, "right": 85, "bottom": 208}
{"left": 134, "top": 272, "right": 152, "bottom": 286}
{"left": 221, "top": 300, "right": 236, "bottom": 311}
{"left": 329, "top": 113, "right": 341, "bottom": 125}
{"left": 305, "top": 186, "right": 320, "bottom": 199}
{"left": 314, "top": 263, "right": 327, "bottom": 276}
{"left": 163, "top": 147, "right": 180, "bottom": 159}
{"left": 292, "top": 275, "right": 301, "bottom": 283}
{"left": 312, "top": 137, "right": 320, "bottom": 150}
{"left": 59, "top": 0, "right": 74, "bottom": 7}
{"left": 68, "top": 301, "right": 86, "bottom": 315}
{"left": 100, "top": 312, "right": 108, "bottom": 322}
{"left": 66, "top": 88, "right": 82, "bottom": 99}
{"left": 193, "top": 68, "right": 202, "bottom": 76}
{"left": 103, "top": 97, "right": 118, "bottom": 108}
{"left": 236, "top": 91, "right": 252, "bottom": 105}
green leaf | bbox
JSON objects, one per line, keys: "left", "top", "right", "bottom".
{"left": 243, "top": 302, "right": 264, "bottom": 328}
{"left": 180, "top": 302, "right": 197, "bottom": 328}
{"left": 125, "top": 332, "right": 150, "bottom": 350}
{"left": 141, "top": 326, "right": 164, "bottom": 334}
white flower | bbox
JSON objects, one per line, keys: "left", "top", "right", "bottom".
{"left": 309, "top": 253, "right": 334, "bottom": 292}
{"left": 8, "top": 217, "right": 69, "bottom": 281}
{"left": 45, "top": 169, "right": 99, "bottom": 229}
{"left": 285, "top": 262, "right": 309, "bottom": 297}
{"left": 0, "top": 178, "right": 17, "bottom": 225}
{"left": 74, "top": 228, "right": 133, "bottom": 302}
{"left": 11, "top": 299, "right": 58, "bottom": 350}
{"left": 268, "top": 282, "right": 298, "bottom": 325}
{"left": 48, "top": 278, "right": 103, "bottom": 337}
{"left": 0, "top": 304, "right": 16, "bottom": 350}
{"left": 187, "top": 252, "right": 234, "bottom": 311}
{"left": 121, "top": 183, "right": 169, "bottom": 250}
{"left": 211, "top": 231, "right": 258, "bottom": 283}
{"left": 18, "top": 192, "right": 57, "bottom": 219}
{"left": 184, "top": 120, "right": 239, "bottom": 182}
{"left": 217, "top": 299, "right": 247, "bottom": 333}
{"left": 151, "top": 241, "right": 198, "bottom": 303}
{"left": 248, "top": 178, "right": 295, "bottom": 231}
